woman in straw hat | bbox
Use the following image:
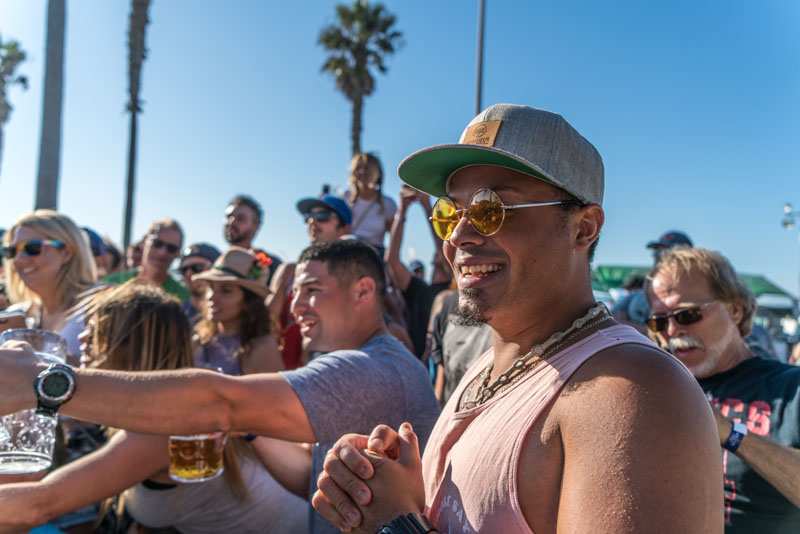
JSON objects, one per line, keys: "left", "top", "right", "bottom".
{"left": 193, "top": 247, "right": 283, "bottom": 375}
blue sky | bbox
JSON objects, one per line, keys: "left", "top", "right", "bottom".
{"left": 1, "top": 1, "right": 798, "bottom": 295}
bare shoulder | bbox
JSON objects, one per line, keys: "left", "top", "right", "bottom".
{"left": 543, "top": 343, "right": 723, "bottom": 532}
{"left": 552, "top": 342, "right": 714, "bottom": 441}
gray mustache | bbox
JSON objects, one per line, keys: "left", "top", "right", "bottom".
{"left": 668, "top": 336, "right": 704, "bottom": 353}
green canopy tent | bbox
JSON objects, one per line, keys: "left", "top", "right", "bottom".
{"left": 593, "top": 265, "right": 797, "bottom": 302}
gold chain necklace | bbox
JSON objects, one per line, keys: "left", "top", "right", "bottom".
{"left": 462, "top": 303, "right": 610, "bottom": 409}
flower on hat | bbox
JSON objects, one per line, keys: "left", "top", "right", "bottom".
{"left": 248, "top": 251, "right": 272, "bottom": 280}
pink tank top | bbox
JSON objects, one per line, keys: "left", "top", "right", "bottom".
{"left": 421, "top": 324, "right": 658, "bottom": 534}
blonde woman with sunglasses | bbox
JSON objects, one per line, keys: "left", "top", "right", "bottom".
{"left": 0, "top": 284, "right": 307, "bottom": 533}
{"left": 1, "top": 210, "right": 97, "bottom": 361}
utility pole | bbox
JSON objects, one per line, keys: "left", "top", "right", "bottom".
{"left": 475, "top": 0, "right": 486, "bottom": 116}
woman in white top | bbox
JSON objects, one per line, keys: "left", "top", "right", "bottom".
{"left": 1, "top": 210, "right": 97, "bottom": 362}
{"left": 0, "top": 284, "right": 307, "bottom": 533}
{"left": 343, "top": 152, "right": 397, "bottom": 254}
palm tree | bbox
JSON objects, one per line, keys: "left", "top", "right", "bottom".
{"left": 319, "top": 0, "right": 403, "bottom": 155}
{"left": 35, "top": 0, "right": 66, "bottom": 210}
{"left": 122, "top": 0, "right": 151, "bottom": 249}
{"left": 0, "top": 36, "right": 28, "bottom": 179}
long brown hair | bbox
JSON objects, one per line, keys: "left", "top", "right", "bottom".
{"left": 87, "top": 283, "right": 252, "bottom": 505}
{"left": 195, "top": 285, "right": 272, "bottom": 365}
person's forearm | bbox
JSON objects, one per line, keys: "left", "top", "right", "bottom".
{"left": 385, "top": 207, "right": 411, "bottom": 291}
{"left": 735, "top": 432, "right": 800, "bottom": 506}
{"left": 0, "top": 482, "right": 57, "bottom": 530}
{"left": 62, "top": 368, "right": 234, "bottom": 435}
{"left": 252, "top": 437, "right": 312, "bottom": 498}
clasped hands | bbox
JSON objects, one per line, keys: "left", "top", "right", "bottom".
{"left": 312, "top": 422, "right": 426, "bottom": 533}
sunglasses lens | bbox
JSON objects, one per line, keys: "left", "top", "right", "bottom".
{"left": 0, "top": 246, "right": 13, "bottom": 259}
{"left": 675, "top": 307, "right": 704, "bottom": 326}
{"left": 468, "top": 189, "right": 505, "bottom": 236}
{"left": 24, "top": 241, "right": 44, "bottom": 256}
{"left": 646, "top": 317, "right": 667, "bottom": 333}
{"left": 431, "top": 198, "right": 459, "bottom": 240}
{"left": 308, "top": 211, "right": 333, "bottom": 222}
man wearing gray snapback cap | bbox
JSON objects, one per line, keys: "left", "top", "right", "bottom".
{"left": 312, "top": 104, "right": 723, "bottom": 533}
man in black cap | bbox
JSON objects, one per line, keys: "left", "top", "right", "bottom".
{"left": 179, "top": 243, "right": 221, "bottom": 321}
{"left": 612, "top": 230, "right": 693, "bottom": 330}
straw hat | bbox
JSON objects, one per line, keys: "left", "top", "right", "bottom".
{"left": 192, "top": 247, "right": 271, "bottom": 298}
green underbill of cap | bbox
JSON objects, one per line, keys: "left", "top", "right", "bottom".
{"left": 399, "top": 144, "right": 552, "bottom": 198}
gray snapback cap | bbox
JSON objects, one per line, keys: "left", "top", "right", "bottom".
{"left": 398, "top": 103, "right": 604, "bottom": 205}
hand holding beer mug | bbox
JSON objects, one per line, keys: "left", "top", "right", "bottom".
{"left": 0, "top": 329, "right": 66, "bottom": 474}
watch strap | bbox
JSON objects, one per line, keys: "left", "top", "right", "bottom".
{"left": 378, "top": 512, "right": 437, "bottom": 534}
{"left": 722, "top": 421, "right": 748, "bottom": 453}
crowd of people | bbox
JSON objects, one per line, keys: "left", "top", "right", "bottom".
{"left": 0, "top": 103, "right": 798, "bottom": 533}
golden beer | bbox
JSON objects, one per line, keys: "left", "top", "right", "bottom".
{"left": 168, "top": 433, "right": 225, "bottom": 483}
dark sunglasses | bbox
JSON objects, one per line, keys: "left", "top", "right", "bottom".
{"left": 430, "top": 188, "right": 575, "bottom": 241}
{"left": 304, "top": 210, "right": 335, "bottom": 223}
{"left": 149, "top": 238, "right": 180, "bottom": 254}
{"left": 1, "top": 239, "right": 65, "bottom": 260}
{"left": 181, "top": 263, "right": 206, "bottom": 275}
{"left": 646, "top": 302, "right": 714, "bottom": 333}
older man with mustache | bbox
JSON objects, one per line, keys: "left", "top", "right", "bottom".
{"left": 647, "top": 247, "right": 800, "bottom": 533}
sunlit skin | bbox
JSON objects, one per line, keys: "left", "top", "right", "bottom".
{"left": 205, "top": 281, "right": 246, "bottom": 334}
{"left": 306, "top": 208, "right": 345, "bottom": 244}
{"left": 9, "top": 226, "right": 71, "bottom": 313}
{"left": 224, "top": 204, "right": 259, "bottom": 248}
{"left": 648, "top": 270, "right": 750, "bottom": 378}
{"left": 140, "top": 229, "right": 181, "bottom": 285}
{"left": 290, "top": 260, "right": 383, "bottom": 354}
{"left": 442, "top": 165, "right": 602, "bottom": 377}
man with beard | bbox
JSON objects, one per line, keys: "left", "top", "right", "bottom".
{"left": 309, "top": 104, "right": 722, "bottom": 533}
{"left": 224, "top": 194, "right": 281, "bottom": 282}
{"left": 646, "top": 247, "right": 800, "bottom": 533}
{"left": 104, "top": 218, "right": 189, "bottom": 302}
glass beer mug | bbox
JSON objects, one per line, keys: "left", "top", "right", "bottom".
{"left": 0, "top": 329, "right": 67, "bottom": 474}
{"left": 168, "top": 432, "right": 227, "bottom": 483}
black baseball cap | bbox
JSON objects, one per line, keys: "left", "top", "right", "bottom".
{"left": 646, "top": 231, "right": 693, "bottom": 250}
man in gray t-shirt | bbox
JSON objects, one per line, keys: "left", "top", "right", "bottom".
{"left": 283, "top": 333, "right": 439, "bottom": 533}
{"left": 0, "top": 240, "right": 440, "bottom": 534}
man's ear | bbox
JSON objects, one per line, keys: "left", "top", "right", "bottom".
{"left": 574, "top": 205, "right": 604, "bottom": 251}
{"left": 353, "top": 276, "right": 377, "bottom": 304}
{"left": 727, "top": 301, "right": 744, "bottom": 326}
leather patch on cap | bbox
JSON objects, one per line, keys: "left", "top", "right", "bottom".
{"left": 462, "top": 120, "right": 502, "bottom": 146}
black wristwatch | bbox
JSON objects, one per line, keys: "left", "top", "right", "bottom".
{"left": 378, "top": 513, "right": 438, "bottom": 534}
{"left": 33, "top": 363, "right": 77, "bottom": 417}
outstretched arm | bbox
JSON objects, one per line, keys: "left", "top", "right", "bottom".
{"left": 0, "top": 431, "right": 166, "bottom": 531}
{"left": 0, "top": 344, "right": 315, "bottom": 443}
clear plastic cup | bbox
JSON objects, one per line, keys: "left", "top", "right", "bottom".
{"left": 0, "top": 329, "right": 67, "bottom": 474}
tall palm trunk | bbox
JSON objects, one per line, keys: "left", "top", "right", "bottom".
{"left": 35, "top": 0, "right": 66, "bottom": 210}
{"left": 123, "top": 0, "right": 151, "bottom": 249}
{"left": 351, "top": 93, "right": 363, "bottom": 155}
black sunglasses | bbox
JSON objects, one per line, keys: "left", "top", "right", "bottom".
{"left": 149, "top": 238, "right": 180, "bottom": 254}
{"left": 646, "top": 302, "right": 714, "bottom": 333}
{"left": 1, "top": 239, "right": 66, "bottom": 260}
{"left": 181, "top": 263, "right": 206, "bottom": 275}
{"left": 304, "top": 210, "right": 335, "bottom": 223}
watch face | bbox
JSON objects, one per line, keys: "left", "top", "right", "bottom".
{"left": 42, "top": 372, "right": 70, "bottom": 398}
